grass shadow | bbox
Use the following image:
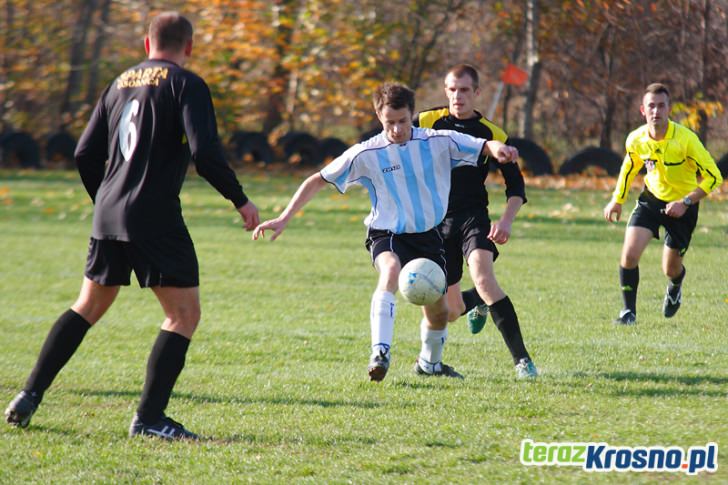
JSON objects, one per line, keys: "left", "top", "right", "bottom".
{"left": 68, "top": 388, "right": 384, "bottom": 409}
{"left": 589, "top": 371, "right": 728, "bottom": 386}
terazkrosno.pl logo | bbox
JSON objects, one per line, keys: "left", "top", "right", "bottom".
{"left": 520, "top": 440, "right": 718, "bottom": 475}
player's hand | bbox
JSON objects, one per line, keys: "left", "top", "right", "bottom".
{"left": 488, "top": 219, "right": 512, "bottom": 245}
{"left": 237, "top": 201, "right": 260, "bottom": 231}
{"left": 603, "top": 201, "right": 622, "bottom": 223}
{"left": 663, "top": 201, "right": 687, "bottom": 218}
{"left": 495, "top": 145, "right": 519, "bottom": 164}
{"left": 252, "top": 217, "right": 288, "bottom": 241}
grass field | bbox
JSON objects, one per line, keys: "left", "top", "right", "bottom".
{"left": 0, "top": 169, "right": 726, "bottom": 483}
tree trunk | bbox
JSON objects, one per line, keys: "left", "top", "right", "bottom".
{"left": 1, "top": 0, "right": 15, "bottom": 132}
{"left": 600, "top": 96, "right": 615, "bottom": 149}
{"left": 60, "top": 0, "right": 98, "bottom": 118}
{"left": 697, "top": 0, "right": 711, "bottom": 144}
{"left": 502, "top": 18, "right": 526, "bottom": 130}
{"left": 519, "top": 0, "right": 540, "bottom": 139}
{"left": 85, "top": 0, "right": 112, "bottom": 110}
{"left": 262, "top": 0, "right": 294, "bottom": 135}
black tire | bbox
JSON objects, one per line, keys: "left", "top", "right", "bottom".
{"left": 229, "top": 130, "right": 274, "bottom": 165}
{"left": 0, "top": 131, "right": 41, "bottom": 168}
{"left": 279, "top": 131, "right": 322, "bottom": 166}
{"left": 559, "top": 146, "right": 622, "bottom": 176}
{"left": 319, "top": 137, "right": 348, "bottom": 161}
{"left": 508, "top": 138, "right": 553, "bottom": 175}
{"left": 359, "top": 128, "right": 380, "bottom": 143}
{"left": 717, "top": 152, "right": 728, "bottom": 179}
{"left": 45, "top": 131, "right": 77, "bottom": 169}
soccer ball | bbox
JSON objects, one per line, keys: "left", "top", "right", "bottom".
{"left": 398, "top": 258, "right": 446, "bottom": 306}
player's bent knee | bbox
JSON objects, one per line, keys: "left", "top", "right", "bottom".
{"left": 621, "top": 253, "right": 640, "bottom": 269}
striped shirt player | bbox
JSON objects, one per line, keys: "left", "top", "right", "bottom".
{"left": 604, "top": 83, "right": 722, "bottom": 325}
{"left": 254, "top": 82, "right": 519, "bottom": 382}
{"left": 321, "top": 127, "right": 484, "bottom": 234}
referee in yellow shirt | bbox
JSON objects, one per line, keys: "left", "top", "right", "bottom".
{"left": 604, "top": 83, "right": 722, "bottom": 324}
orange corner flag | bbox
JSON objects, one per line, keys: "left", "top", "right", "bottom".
{"left": 501, "top": 64, "right": 528, "bottom": 86}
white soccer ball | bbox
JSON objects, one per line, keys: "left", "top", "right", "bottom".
{"left": 398, "top": 258, "right": 446, "bottom": 306}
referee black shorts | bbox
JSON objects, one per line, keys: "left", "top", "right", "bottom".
{"left": 84, "top": 230, "right": 199, "bottom": 288}
{"left": 365, "top": 228, "right": 447, "bottom": 278}
{"left": 438, "top": 211, "right": 499, "bottom": 286}
{"left": 628, "top": 190, "right": 699, "bottom": 256}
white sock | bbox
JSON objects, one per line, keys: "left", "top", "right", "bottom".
{"left": 370, "top": 290, "right": 396, "bottom": 356}
{"left": 419, "top": 318, "right": 447, "bottom": 372}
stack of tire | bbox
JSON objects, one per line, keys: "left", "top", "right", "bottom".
{"left": 558, "top": 147, "right": 623, "bottom": 176}
{"left": 0, "top": 131, "right": 78, "bottom": 169}
{"left": 229, "top": 130, "right": 348, "bottom": 166}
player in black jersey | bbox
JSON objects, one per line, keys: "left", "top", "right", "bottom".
{"left": 414, "top": 64, "right": 537, "bottom": 378}
{"left": 4, "top": 12, "right": 259, "bottom": 440}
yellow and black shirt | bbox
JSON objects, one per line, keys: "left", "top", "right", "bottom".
{"left": 414, "top": 107, "right": 525, "bottom": 215}
{"left": 612, "top": 120, "right": 722, "bottom": 204}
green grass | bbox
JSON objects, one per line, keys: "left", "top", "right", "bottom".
{"left": 0, "top": 169, "right": 726, "bottom": 483}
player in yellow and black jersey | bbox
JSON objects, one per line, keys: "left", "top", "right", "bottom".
{"left": 414, "top": 64, "right": 537, "bottom": 379}
{"left": 604, "top": 83, "right": 722, "bottom": 325}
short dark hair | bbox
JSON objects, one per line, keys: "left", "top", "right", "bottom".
{"left": 372, "top": 82, "right": 415, "bottom": 114}
{"left": 148, "top": 11, "right": 193, "bottom": 52}
{"left": 446, "top": 64, "right": 479, "bottom": 89}
{"left": 644, "top": 83, "right": 670, "bottom": 100}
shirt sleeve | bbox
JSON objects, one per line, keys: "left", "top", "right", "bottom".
{"left": 447, "top": 131, "right": 486, "bottom": 168}
{"left": 74, "top": 88, "right": 110, "bottom": 202}
{"left": 689, "top": 135, "right": 723, "bottom": 194}
{"left": 320, "top": 145, "right": 361, "bottom": 193}
{"left": 499, "top": 161, "right": 527, "bottom": 203}
{"left": 612, "top": 141, "right": 644, "bottom": 204}
{"left": 181, "top": 76, "right": 248, "bottom": 208}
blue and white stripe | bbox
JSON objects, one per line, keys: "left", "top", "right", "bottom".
{"left": 320, "top": 127, "right": 485, "bottom": 234}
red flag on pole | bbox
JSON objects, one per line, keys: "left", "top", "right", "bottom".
{"left": 501, "top": 63, "right": 528, "bottom": 86}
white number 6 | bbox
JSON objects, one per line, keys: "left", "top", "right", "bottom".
{"left": 119, "top": 99, "right": 140, "bottom": 161}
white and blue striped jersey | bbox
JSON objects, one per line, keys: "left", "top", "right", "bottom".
{"left": 320, "top": 127, "right": 485, "bottom": 234}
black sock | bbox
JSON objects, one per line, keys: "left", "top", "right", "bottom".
{"left": 24, "top": 309, "right": 91, "bottom": 401}
{"left": 136, "top": 330, "right": 190, "bottom": 424}
{"left": 670, "top": 266, "right": 686, "bottom": 287}
{"left": 489, "top": 296, "right": 530, "bottom": 365}
{"left": 619, "top": 266, "right": 639, "bottom": 314}
{"left": 461, "top": 288, "right": 484, "bottom": 315}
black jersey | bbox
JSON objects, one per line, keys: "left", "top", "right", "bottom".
{"left": 414, "top": 107, "right": 526, "bottom": 214}
{"left": 75, "top": 59, "right": 248, "bottom": 241}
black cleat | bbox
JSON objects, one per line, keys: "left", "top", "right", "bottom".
{"left": 663, "top": 285, "right": 682, "bottom": 318}
{"left": 367, "top": 350, "right": 390, "bottom": 382}
{"left": 129, "top": 414, "right": 199, "bottom": 441}
{"left": 5, "top": 391, "right": 40, "bottom": 428}
{"left": 413, "top": 358, "right": 464, "bottom": 379}
{"left": 613, "top": 309, "right": 636, "bottom": 325}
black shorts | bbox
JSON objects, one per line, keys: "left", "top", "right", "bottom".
{"left": 628, "top": 190, "right": 699, "bottom": 256}
{"left": 438, "top": 211, "right": 499, "bottom": 286}
{"left": 84, "top": 231, "right": 199, "bottom": 288}
{"left": 365, "top": 228, "right": 447, "bottom": 277}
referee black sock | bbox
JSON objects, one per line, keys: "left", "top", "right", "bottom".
{"left": 461, "top": 288, "right": 484, "bottom": 315}
{"left": 136, "top": 330, "right": 190, "bottom": 424}
{"left": 619, "top": 266, "right": 639, "bottom": 314}
{"left": 489, "top": 296, "right": 530, "bottom": 365}
{"left": 24, "top": 309, "right": 91, "bottom": 401}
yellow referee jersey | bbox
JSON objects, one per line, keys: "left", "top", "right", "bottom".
{"left": 612, "top": 120, "right": 722, "bottom": 204}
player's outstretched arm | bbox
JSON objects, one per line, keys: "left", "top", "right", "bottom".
{"left": 252, "top": 173, "right": 328, "bottom": 241}
{"left": 237, "top": 200, "right": 260, "bottom": 231}
{"left": 488, "top": 196, "right": 524, "bottom": 245}
{"left": 483, "top": 140, "right": 519, "bottom": 164}
{"left": 603, "top": 200, "right": 622, "bottom": 222}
